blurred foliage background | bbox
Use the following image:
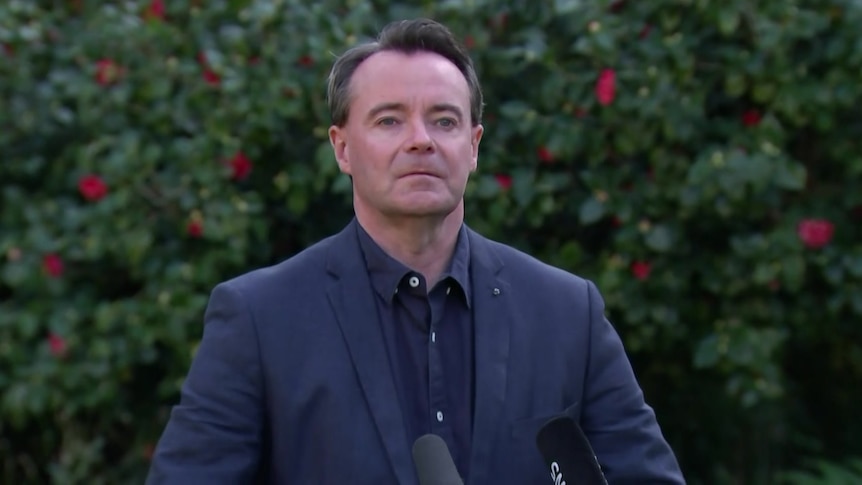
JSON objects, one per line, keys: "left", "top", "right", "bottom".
{"left": 1, "top": 0, "right": 861, "bottom": 483}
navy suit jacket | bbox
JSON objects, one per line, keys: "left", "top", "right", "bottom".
{"left": 147, "top": 219, "right": 684, "bottom": 484}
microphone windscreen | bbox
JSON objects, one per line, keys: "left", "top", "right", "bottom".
{"left": 536, "top": 415, "right": 608, "bottom": 485}
{"left": 412, "top": 434, "right": 463, "bottom": 485}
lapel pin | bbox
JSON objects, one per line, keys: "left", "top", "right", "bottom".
{"left": 492, "top": 288, "right": 501, "bottom": 296}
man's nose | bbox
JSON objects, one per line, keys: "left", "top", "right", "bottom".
{"left": 405, "top": 119, "right": 434, "bottom": 153}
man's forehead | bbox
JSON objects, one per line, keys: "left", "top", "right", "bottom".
{"left": 349, "top": 51, "right": 470, "bottom": 105}
{"left": 353, "top": 51, "right": 465, "bottom": 86}
{"left": 361, "top": 49, "right": 455, "bottom": 69}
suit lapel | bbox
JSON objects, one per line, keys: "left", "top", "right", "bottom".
{"left": 466, "top": 229, "right": 512, "bottom": 484}
{"left": 325, "top": 220, "right": 414, "bottom": 485}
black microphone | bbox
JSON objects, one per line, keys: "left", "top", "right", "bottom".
{"left": 412, "top": 434, "right": 464, "bottom": 485}
{"left": 536, "top": 415, "right": 608, "bottom": 485}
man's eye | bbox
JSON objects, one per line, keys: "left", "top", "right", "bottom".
{"left": 377, "top": 118, "right": 398, "bottom": 126}
{"left": 437, "top": 118, "right": 456, "bottom": 127}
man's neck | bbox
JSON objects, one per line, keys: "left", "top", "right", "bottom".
{"left": 356, "top": 206, "right": 464, "bottom": 286}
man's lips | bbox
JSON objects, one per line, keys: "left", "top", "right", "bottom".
{"left": 400, "top": 171, "right": 441, "bottom": 178}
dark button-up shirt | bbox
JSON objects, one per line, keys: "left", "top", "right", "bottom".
{"left": 356, "top": 222, "right": 474, "bottom": 479}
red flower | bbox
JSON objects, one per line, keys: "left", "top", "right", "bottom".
{"left": 631, "top": 261, "right": 651, "bottom": 280}
{"left": 797, "top": 219, "right": 834, "bottom": 249}
{"left": 495, "top": 174, "right": 513, "bottom": 191}
{"left": 595, "top": 68, "right": 616, "bottom": 106}
{"left": 537, "top": 146, "right": 555, "bottom": 163}
{"left": 574, "top": 107, "right": 588, "bottom": 119}
{"left": 94, "top": 59, "right": 121, "bottom": 86}
{"left": 639, "top": 24, "right": 652, "bottom": 39}
{"left": 609, "top": 0, "right": 627, "bottom": 12}
{"left": 742, "top": 109, "right": 762, "bottom": 127}
{"left": 298, "top": 55, "right": 314, "bottom": 67}
{"left": 42, "top": 253, "right": 64, "bottom": 278}
{"left": 464, "top": 35, "right": 476, "bottom": 49}
{"left": 78, "top": 174, "right": 108, "bottom": 201}
{"left": 229, "top": 152, "right": 252, "bottom": 180}
{"left": 198, "top": 52, "right": 221, "bottom": 86}
{"left": 611, "top": 216, "right": 623, "bottom": 227}
{"left": 48, "top": 332, "right": 68, "bottom": 358}
{"left": 144, "top": 0, "right": 165, "bottom": 20}
{"left": 2, "top": 43, "right": 13, "bottom": 57}
{"left": 187, "top": 220, "right": 204, "bottom": 238}
{"left": 202, "top": 69, "right": 220, "bottom": 86}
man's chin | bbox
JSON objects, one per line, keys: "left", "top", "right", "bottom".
{"left": 384, "top": 197, "right": 461, "bottom": 219}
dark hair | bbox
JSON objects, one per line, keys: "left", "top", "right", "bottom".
{"left": 326, "top": 18, "right": 483, "bottom": 127}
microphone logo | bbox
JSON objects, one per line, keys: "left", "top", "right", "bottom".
{"left": 550, "top": 461, "right": 566, "bottom": 485}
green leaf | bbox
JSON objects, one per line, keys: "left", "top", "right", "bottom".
{"left": 783, "top": 255, "right": 807, "bottom": 291}
{"left": 645, "top": 224, "right": 674, "bottom": 252}
{"left": 775, "top": 162, "right": 807, "bottom": 190}
{"left": 557, "top": 240, "right": 583, "bottom": 269}
{"left": 845, "top": 253, "right": 862, "bottom": 278}
{"left": 511, "top": 168, "right": 536, "bottom": 208}
{"left": 718, "top": 9, "right": 740, "bottom": 35}
{"left": 498, "top": 100, "right": 531, "bottom": 119}
{"left": 694, "top": 334, "right": 721, "bottom": 369}
{"left": 578, "top": 197, "right": 605, "bottom": 225}
{"left": 552, "top": 0, "right": 583, "bottom": 15}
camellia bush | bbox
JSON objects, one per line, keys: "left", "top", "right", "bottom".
{"left": 2, "top": 0, "right": 861, "bottom": 483}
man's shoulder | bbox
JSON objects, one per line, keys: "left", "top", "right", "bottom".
{"left": 216, "top": 230, "right": 342, "bottom": 295}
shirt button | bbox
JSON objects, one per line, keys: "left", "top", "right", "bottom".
{"left": 436, "top": 411, "right": 444, "bottom": 422}
{"left": 446, "top": 286, "right": 451, "bottom": 295}
{"left": 408, "top": 276, "right": 420, "bottom": 288}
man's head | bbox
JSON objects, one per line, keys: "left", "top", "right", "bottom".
{"left": 327, "top": 18, "right": 484, "bottom": 128}
{"left": 327, "top": 19, "right": 484, "bottom": 224}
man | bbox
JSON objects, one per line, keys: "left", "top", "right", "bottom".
{"left": 147, "top": 18, "right": 684, "bottom": 484}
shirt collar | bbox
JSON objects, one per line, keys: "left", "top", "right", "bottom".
{"left": 356, "top": 221, "right": 472, "bottom": 306}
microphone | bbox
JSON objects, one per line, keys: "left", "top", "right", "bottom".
{"left": 536, "top": 415, "right": 608, "bottom": 485}
{"left": 412, "top": 434, "right": 464, "bottom": 485}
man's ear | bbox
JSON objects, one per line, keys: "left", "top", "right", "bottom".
{"left": 329, "top": 125, "right": 351, "bottom": 175}
{"left": 470, "top": 124, "right": 484, "bottom": 172}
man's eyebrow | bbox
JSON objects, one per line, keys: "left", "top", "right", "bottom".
{"left": 365, "top": 102, "right": 465, "bottom": 122}
{"left": 366, "top": 102, "right": 406, "bottom": 122}
{"left": 429, "top": 103, "right": 464, "bottom": 121}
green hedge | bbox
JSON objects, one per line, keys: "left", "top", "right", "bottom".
{"left": 2, "top": 0, "right": 861, "bottom": 483}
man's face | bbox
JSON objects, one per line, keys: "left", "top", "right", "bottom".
{"left": 329, "top": 51, "right": 483, "bottom": 221}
